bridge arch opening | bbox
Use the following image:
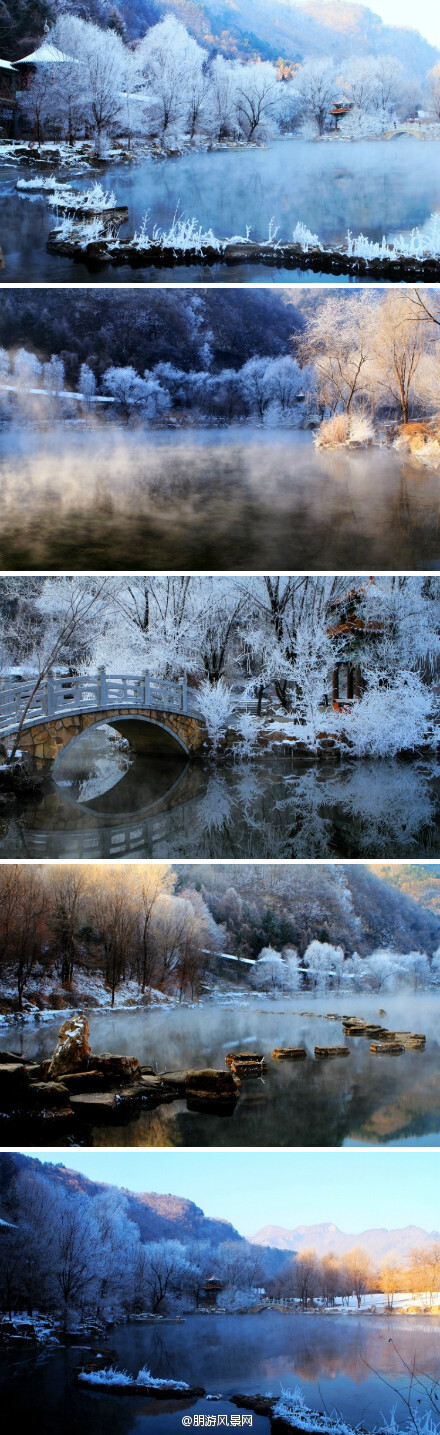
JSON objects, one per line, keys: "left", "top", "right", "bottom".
{"left": 54, "top": 714, "right": 190, "bottom": 766}
{"left": 53, "top": 716, "right": 190, "bottom": 814}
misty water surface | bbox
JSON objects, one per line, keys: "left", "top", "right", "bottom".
{"left": 1, "top": 724, "right": 440, "bottom": 859}
{"left": 1, "top": 426, "right": 440, "bottom": 570}
{"left": 4, "top": 995, "right": 440, "bottom": 1147}
{"left": 1, "top": 1311, "right": 440, "bottom": 1434}
{"left": 1, "top": 136, "right": 439, "bottom": 282}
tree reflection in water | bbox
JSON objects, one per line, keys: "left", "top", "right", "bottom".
{"left": 2, "top": 1313, "right": 440, "bottom": 1435}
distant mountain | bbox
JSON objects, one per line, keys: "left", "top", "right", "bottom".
{"left": 370, "top": 865, "right": 440, "bottom": 919}
{"left": 5, "top": 0, "right": 438, "bottom": 74}
{"left": 105, "top": 0, "right": 440, "bottom": 76}
{"left": 251, "top": 1221, "right": 440, "bottom": 1263}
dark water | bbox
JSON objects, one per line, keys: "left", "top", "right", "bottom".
{"left": 1, "top": 722, "right": 440, "bottom": 858}
{"left": 1, "top": 1311, "right": 439, "bottom": 1434}
{"left": 4, "top": 996, "right": 440, "bottom": 1147}
{"left": 1, "top": 136, "right": 439, "bottom": 283}
{"left": 1, "top": 427, "right": 440, "bottom": 571}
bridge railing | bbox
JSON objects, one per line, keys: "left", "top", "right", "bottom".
{"left": 0, "top": 669, "right": 192, "bottom": 736}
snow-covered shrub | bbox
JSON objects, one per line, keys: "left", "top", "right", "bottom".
{"left": 133, "top": 210, "right": 222, "bottom": 253}
{"left": 315, "top": 414, "right": 349, "bottom": 447}
{"left": 339, "top": 105, "right": 396, "bottom": 139}
{"left": 196, "top": 678, "right": 233, "bottom": 749}
{"left": 348, "top": 412, "right": 374, "bottom": 443}
{"left": 235, "top": 711, "right": 259, "bottom": 757}
{"left": 338, "top": 674, "right": 432, "bottom": 757}
{"left": 273, "top": 1386, "right": 355, "bottom": 1435}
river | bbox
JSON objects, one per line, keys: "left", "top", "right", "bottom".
{"left": 1, "top": 426, "right": 439, "bottom": 571}
{"left": 1, "top": 723, "right": 440, "bottom": 858}
{"left": 3, "top": 994, "right": 440, "bottom": 1146}
{"left": 1, "top": 1310, "right": 439, "bottom": 1434}
{"left": 0, "top": 136, "right": 439, "bottom": 283}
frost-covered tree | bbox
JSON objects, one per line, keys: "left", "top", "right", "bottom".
{"left": 79, "top": 362, "right": 97, "bottom": 406}
{"left": 234, "top": 61, "right": 279, "bottom": 141}
{"left": 293, "top": 59, "right": 337, "bottom": 134}
{"left": 137, "top": 16, "right": 206, "bottom": 138}
{"left": 303, "top": 939, "right": 345, "bottom": 990}
{"left": 43, "top": 355, "right": 65, "bottom": 396}
{"left": 249, "top": 946, "right": 287, "bottom": 990}
{"left": 298, "top": 293, "right": 374, "bottom": 416}
{"left": 428, "top": 62, "right": 440, "bottom": 119}
{"left": 2, "top": 576, "right": 112, "bottom": 762}
{"left": 143, "top": 1240, "right": 188, "bottom": 1311}
{"left": 370, "top": 292, "right": 426, "bottom": 422}
{"left": 13, "top": 348, "right": 43, "bottom": 389}
{"left": 102, "top": 365, "right": 152, "bottom": 413}
{"left": 207, "top": 55, "right": 239, "bottom": 141}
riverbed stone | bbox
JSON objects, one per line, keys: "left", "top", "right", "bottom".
{"left": 272, "top": 1047, "right": 307, "bottom": 1061}
{"left": 314, "top": 1046, "right": 350, "bottom": 1059}
{"left": 27, "top": 1081, "right": 71, "bottom": 1111}
{"left": 370, "top": 1041, "right": 405, "bottom": 1055}
{"left": 59, "top": 1070, "right": 106, "bottom": 1093}
{"left": 69, "top": 1092, "right": 118, "bottom": 1121}
{"left": 48, "top": 1015, "right": 92, "bottom": 1078}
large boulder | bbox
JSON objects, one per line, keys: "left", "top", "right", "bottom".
{"left": 92, "top": 1054, "right": 141, "bottom": 1087}
{"left": 48, "top": 1016, "right": 92, "bottom": 1078}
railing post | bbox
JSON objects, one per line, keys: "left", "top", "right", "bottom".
{"left": 182, "top": 675, "right": 188, "bottom": 714}
{"left": 46, "top": 669, "right": 55, "bottom": 718}
{"left": 98, "top": 666, "right": 107, "bottom": 707}
{"left": 144, "top": 671, "right": 151, "bottom": 708}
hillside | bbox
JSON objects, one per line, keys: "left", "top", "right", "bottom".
{"left": 251, "top": 1221, "right": 440, "bottom": 1263}
{"left": 3, "top": 0, "right": 438, "bottom": 75}
{"left": 0, "top": 1152, "right": 243, "bottom": 1247}
{"left": 0, "top": 290, "right": 302, "bottom": 389}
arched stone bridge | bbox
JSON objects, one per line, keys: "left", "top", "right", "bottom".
{"left": 0, "top": 670, "right": 206, "bottom": 770}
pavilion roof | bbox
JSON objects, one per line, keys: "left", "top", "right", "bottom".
{"left": 15, "top": 43, "right": 73, "bottom": 64}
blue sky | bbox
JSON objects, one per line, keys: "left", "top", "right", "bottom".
{"left": 21, "top": 1150, "right": 440, "bottom": 1238}
{"left": 327, "top": 0, "right": 440, "bottom": 47}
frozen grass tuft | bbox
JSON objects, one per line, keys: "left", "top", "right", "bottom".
{"left": 293, "top": 221, "right": 320, "bottom": 248}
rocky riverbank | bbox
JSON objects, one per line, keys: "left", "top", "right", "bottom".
{"left": 0, "top": 1012, "right": 427, "bottom": 1139}
{"left": 45, "top": 223, "right": 440, "bottom": 279}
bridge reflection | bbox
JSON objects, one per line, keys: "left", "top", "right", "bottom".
{"left": 0, "top": 758, "right": 207, "bottom": 858}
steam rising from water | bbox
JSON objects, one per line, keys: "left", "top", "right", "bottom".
{"left": 1, "top": 426, "right": 440, "bottom": 570}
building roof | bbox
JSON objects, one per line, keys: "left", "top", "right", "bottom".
{"left": 15, "top": 43, "right": 73, "bottom": 64}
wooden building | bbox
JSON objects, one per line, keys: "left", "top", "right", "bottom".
{"left": 0, "top": 58, "right": 17, "bottom": 138}
{"left": 327, "top": 582, "right": 385, "bottom": 711}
